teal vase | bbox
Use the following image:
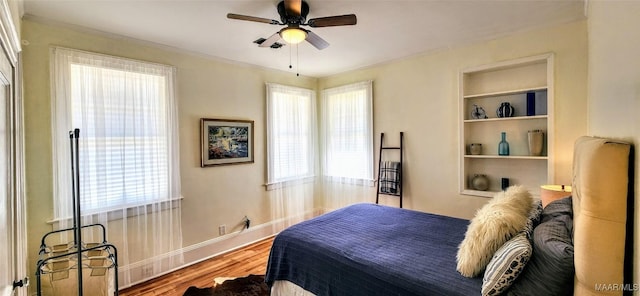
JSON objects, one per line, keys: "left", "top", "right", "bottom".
{"left": 498, "top": 132, "right": 510, "bottom": 156}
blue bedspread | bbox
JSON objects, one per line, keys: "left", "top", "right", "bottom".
{"left": 265, "top": 203, "right": 482, "bottom": 296}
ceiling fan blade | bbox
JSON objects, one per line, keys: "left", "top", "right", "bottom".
{"left": 227, "top": 13, "right": 280, "bottom": 25}
{"left": 305, "top": 31, "right": 329, "bottom": 50}
{"left": 284, "top": 0, "right": 302, "bottom": 17}
{"left": 307, "top": 14, "right": 357, "bottom": 27}
{"left": 260, "top": 32, "right": 283, "bottom": 48}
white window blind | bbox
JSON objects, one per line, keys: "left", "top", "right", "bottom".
{"left": 51, "top": 47, "right": 181, "bottom": 217}
{"left": 266, "top": 83, "right": 317, "bottom": 186}
{"left": 321, "top": 81, "right": 373, "bottom": 181}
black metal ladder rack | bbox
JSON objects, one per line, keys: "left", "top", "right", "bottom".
{"left": 376, "top": 132, "right": 404, "bottom": 208}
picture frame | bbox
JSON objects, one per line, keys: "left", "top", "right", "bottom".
{"left": 200, "top": 118, "right": 254, "bottom": 167}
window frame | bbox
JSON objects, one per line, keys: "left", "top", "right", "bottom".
{"left": 265, "top": 83, "right": 317, "bottom": 190}
{"left": 321, "top": 80, "right": 374, "bottom": 184}
{"left": 50, "top": 47, "right": 181, "bottom": 218}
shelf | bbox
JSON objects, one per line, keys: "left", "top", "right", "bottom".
{"left": 463, "top": 115, "right": 547, "bottom": 123}
{"left": 459, "top": 54, "right": 553, "bottom": 198}
{"left": 461, "top": 189, "right": 541, "bottom": 198}
{"left": 464, "top": 155, "right": 547, "bottom": 160}
{"left": 461, "top": 189, "right": 497, "bottom": 198}
{"left": 463, "top": 86, "right": 547, "bottom": 99}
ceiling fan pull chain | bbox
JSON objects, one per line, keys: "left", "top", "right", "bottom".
{"left": 289, "top": 43, "right": 293, "bottom": 69}
{"left": 296, "top": 44, "right": 300, "bottom": 76}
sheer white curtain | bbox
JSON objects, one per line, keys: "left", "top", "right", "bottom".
{"left": 50, "top": 47, "right": 183, "bottom": 288}
{"left": 320, "top": 81, "right": 375, "bottom": 210}
{"left": 266, "top": 83, "right": 317, "bottom": 230}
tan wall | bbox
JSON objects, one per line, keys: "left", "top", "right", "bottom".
{"left": 319, "top": 20, "right": 588, "bottom": 218}
{"left": 21, "top": 18, "right": 316, "bottom": 284}
{"left": 586, "top": 0, "right": 640, "bottom": 289}
{"left": 22, "top": 15, "right": 589, "bottom": 288}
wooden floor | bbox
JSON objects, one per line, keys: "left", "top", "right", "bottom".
{"left": 119, "top": 236, "right": 274, "bottom": 296}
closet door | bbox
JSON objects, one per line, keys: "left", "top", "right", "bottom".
{"left": 0, "top": 57, "right": 13, "bottom": 296}
{"left": 0, "top": 53, "right": 25, "bottom": 296}
{"left": 0, "top": 1, "right": 24, "bottom": 294}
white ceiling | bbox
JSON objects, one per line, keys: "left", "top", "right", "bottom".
{"left": 21, "top": 0, "right": 586, "bottom": 78}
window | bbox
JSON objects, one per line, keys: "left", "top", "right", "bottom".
{"left": 266, "top": 83, "right": 316, "bottom": 187}
{"left": 51, "top": 47, "right": 181, "bottom": 217}
{"left": 321, "top": 81, "right": 373, "bottom": 182}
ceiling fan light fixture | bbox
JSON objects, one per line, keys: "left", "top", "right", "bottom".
{"left": 280, "top": 27, "right": 307, "bottom": 44}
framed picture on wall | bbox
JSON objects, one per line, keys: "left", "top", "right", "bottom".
{"left": 200, "top": 118, "right": 254, "bottom": 167}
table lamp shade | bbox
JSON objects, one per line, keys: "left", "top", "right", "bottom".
{"left": 540, "top": 184, "right": 572, "bottom": 208}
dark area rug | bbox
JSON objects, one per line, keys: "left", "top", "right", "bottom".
{"left": 183, "top": 274, "right": 269, "bottom": 296}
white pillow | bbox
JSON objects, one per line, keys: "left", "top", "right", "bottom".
{"left": 456, "top": 185, "right": 533, "bottom": 277}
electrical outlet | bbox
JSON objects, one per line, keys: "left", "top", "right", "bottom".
{"left": 142, "top": 265, "right": 153, "bottom": 277}
{"left": 219, "top": 224, "right": 226, "bottom": 235}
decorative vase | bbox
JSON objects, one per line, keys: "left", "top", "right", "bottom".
{"left": 528, "top": 130, "right": 544, "bottom": 156}
{"left": 526, "top": 92, "right": 536, "bottom": 116}
{"left": 496, "top": 102, "right": 515, "bottom": 118}
{"left": 498, "top": 132, "right": 510, "bottom": 156}
{"left": 471, "top": 174, "right": 489, "bottom": 191}
{"left": 501, "top": 178, "right": 510, "bottom": 191}
{"left": 470, "top": 143, "right": 482, "bottom": 155}
{"left": 471, "top": 104, "right": 488, "bottom": 119}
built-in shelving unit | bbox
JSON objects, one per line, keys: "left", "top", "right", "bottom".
{"left": 459, "top": 54, "right": 554, "bottom": 198}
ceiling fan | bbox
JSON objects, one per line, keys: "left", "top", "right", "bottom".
{"left": 227, "top": 0, "right": 357, "bottom": 50}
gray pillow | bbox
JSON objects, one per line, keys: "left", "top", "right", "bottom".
{"left": 522, "top": 200, "right": 543, "bottom": 240}
{"left": 506, "top": 197, "right": 574, "bottom": 296}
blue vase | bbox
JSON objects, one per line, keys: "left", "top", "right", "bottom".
{"left": 497, "top": 102, "right": 515, "bottom": 118}
{"left": 498, "top": 132, "right": 510, "bottom": 156}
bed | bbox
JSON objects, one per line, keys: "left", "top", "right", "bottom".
{"left": 265, "top": 136, "right": 633, "bottom": 295}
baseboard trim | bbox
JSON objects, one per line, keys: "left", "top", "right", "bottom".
{"left": 119, "top": 208, "right": 323, "bottom": 289}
